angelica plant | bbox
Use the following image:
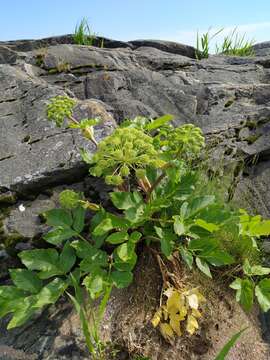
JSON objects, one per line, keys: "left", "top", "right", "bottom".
{"left": 1, "top": 95, "right": 270, "bottom": 356}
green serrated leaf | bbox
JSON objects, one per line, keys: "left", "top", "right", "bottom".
{"left": 154, "top": 226, "right": 175, "bottom": 257}
{"left": 110, "top": 191, "right": 143, "bottom": 210}
{"left": 195, "top": 219, "right": 220, "bottom": 233}
{"left": 44, "top": 209, "right": 73, "bottom": 228}
{"left": 186, "top": 196, "right": 215, "bottom": 218}
{"left": 111, "top": 271, "right": 133, "bottom": 289}
{"left": 7, "top": 296, "right": 37, "bottom": 329}
{"left": 243, "top": 259, "right": 270, "bottom": 276}
{"left": 250, "top": 220, "right": 270, "bottom": 237}
{"left": 195, "top": 257, "right": 212, "bottom": 278}
{"left": 93, "top": 213, "right": 129, "bottom": 237}
{"left": 179, "top": 247, "right": 193, "bottom": 270}
{"left": 80, "top": 249, "right": 108, "bottom": 272}
{"left": 231, "top": 278, "right": 254, "bottom": 312}
{"left": 106, "top": 231, "right": 129, "bottom": 244}
{"left": 116, "top": 242, "right": 135, "bottom": 262}
{"left": 59, "top": 241, "right": 76, "bottom": 274}
{"left": 43, "top": 227, "right": 77, "bottom": 245}
{"left": 72, "top": 206, "right": 86, "bottom": 233}
{"left": 129, "top": 231, "right": 142, "bottom": 243}
{"left": 0, "top": 286, "right": 26, "bottom": 318}
{"left": 188, "top": 237, "right": 219, "bottom": 253}
{"left": 173, "top": 215, "right": 185, "bottom": 236}
{"left": 71, "top": 240, "right": 96, "bottom": 258}
{"left": 255, "top": 278, "right": 270, "bottom": 312}
{"left": 19, "top": 249, "right": 60, "bottom": 277}
{"left": 83, "top": 273, "right": 104, "bottom": 299}
{"left": 34, "top": 278, "right": 67, "bottom": 308}
{"left": 202, "top": 250, "right": 235, "bottom": 266}
{"left": 9, "top": 269, "right": 42, "bottom": 294}
{"left": 113, "top": 244, "right": 137, "bottom": 272}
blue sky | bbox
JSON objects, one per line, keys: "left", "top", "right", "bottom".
{"left": 1, "top": 0, "right": 270, "bottom": 48}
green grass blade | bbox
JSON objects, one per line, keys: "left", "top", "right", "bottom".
{"left": 214, "top": 327, "right": 248, "bottom": 360}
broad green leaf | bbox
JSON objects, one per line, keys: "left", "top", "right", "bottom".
{"left": 202, "top": 250, "right": 235, "bottom": 266}
{"left": 9, "top": 269, "right": 42, "bottom": 294}
{"left": 7, "top": 296, "right": 37, "bottom": 329}
{"left": 111, "top": 271, "right": 133, "bottom": 289}
{"left": 129, "top": 231, "right": 142, "bottom": 243}
{"left": 43, "top": 227, "right": 77, "bottom": 245}
{"left": 195, "top": 219, "right": 220, "bottom": 233}
{"left": 106, "top": 231, "right": 129, "bottom": 244}
{"left": 93, "top": 218, "right": 113, "bottom": 236}
{"left": 90, "top": 209, "right": 108, "bottom": 247}
{"left": 243, "top": 259, "right": 270, "bottom": 276}
{"left": 255, "top": 279, "right": 270, "bottom": 312}
{"left": 214, "top": 328, "right": 248, "bottom": 360}
{"left": 230, "top": 278, "right": 242, "bottom": 302}
{"left": 44, "top": 208, "right": 73, "bottom": 228}
{"left": 114, "top": 244, "right": 137, "bottom": 272}
{"left": 59, "top": 241, "right": 76, "bottom": 274}
{"left": 154, "top": 226, "right": 175, "bottom": 257}
{"left": 186, "top": 196, "right": 215, "bottom": 218}
{"left": 34, "top": 278, "right": 67, "bottom": 308}
{"left": 195, "top": 257, "right": 212, "bottom": 278}
{"left": 110, "top": 191, "right": 143, "bottom": 210}
{"left": 230, "top": 278, "right": 254, "bottom": 312}
{"left": 197, "top": 204, "right": 232, "bottom": 225}
{"left": 0, "top": 286, "right": 26, "bottom": 318}
{"left": 71, "top": 240, "right": 96, "bottom": 259}
{"left": 173, "top": 215, "right": 185, "bottom": 236}
{"left": 174, "top": 172, "right": 198, "bottom": 200}
{"left": 250, "top": 220, "right": 270, "bottom": 237}
{"left": 116, "top": 242, "right": 135, "bottom": 262}
{"left": 19, "top": 249, "right": 60, "bottom": 278}
{"left": 93, "top": 213, "right": 129, "bottom": 237}
{"left": 188, "top": 238, "right": 219, "bottom": 253}
{"left": 179, "top": 247, "right": 193, "bottom": 270}
{"left": 240, "top": 279, "right": 254, "bottom": 311}
{"left": 145, "top": 114, "right": 174, "bottom": 131}
{"left": 83, "top": 274, "right": 104, "bottom": 299}
{"left": 80, "top": 249, "right": 108, "bottom": 272}
{"left": 72, "top": 206, "right": 86, "bottom": 233}
{"left": 180, "top": 202, "right": 188, "bottom": 219}
{"left": 124, "top": 204, "right": 146, "bottom": 224}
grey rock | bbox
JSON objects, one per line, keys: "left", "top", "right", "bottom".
{"left": 0, "top": 46, "right": 17, "bottom": 64}
{"left": 0, "top": 34, "right": 270, "bottom": 358}
{"left": 128, "top": 39, "right": 197, "bottom": 58}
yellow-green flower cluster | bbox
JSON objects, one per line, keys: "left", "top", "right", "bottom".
{"left": 47, "top": 96, "right": 76, "bottom": 127}
{"left": 166, "top": 124, "right": 205, "bottom": 158}
{"left": 90, "top": 128, "right": 164, "bottom": 185}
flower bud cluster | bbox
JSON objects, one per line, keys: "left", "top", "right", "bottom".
{"left": 90, "top": 127, "right": 165, "bottom": 185}
{"left": 166, "top": 124, "right": 205, "bottom": 157}
{"left": 47, "top": 96, "right": 76, "bottom": 127}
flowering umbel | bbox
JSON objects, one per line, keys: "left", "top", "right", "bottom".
{"left": 90, "top": 127, "right": 165, "bottom": 185}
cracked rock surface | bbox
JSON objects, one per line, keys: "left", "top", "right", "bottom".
{"left": 0, "top": 35, "right": 270, "bottom": 359}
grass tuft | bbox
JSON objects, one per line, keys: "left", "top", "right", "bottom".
{"left": 216, "top": 27, "right": 255, "bottom": 56}
{"left": 73, "top": 18, "right": 96, "bottom": 46}
{"left": 196, "top": 27, "right": 255, "bottom": 59}
{"left": 195, "top": 28, "right": 223, "bottom": 59}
